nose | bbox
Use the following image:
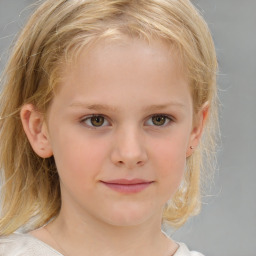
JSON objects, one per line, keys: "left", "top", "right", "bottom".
{"left": 110, "top": 127, "right": 148, "bottom": 169}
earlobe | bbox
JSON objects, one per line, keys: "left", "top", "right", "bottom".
{"left": 20, "top": 104, "right": 53, "bottom": 158}
{"left": 186, "top": 102, "right": 209, "bottom": 157}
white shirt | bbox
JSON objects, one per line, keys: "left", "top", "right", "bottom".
{"left": 0, "top": 233, "right": 204, "bottom": 256}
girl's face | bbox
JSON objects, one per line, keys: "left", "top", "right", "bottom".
{"left": 43, "top": 38, "right": 202, "bottom": 226}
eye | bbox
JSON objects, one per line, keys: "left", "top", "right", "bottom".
{"left": 146, "top": 114, "right": 172, "bottom": 127}
{"left": 82, "top": 115, "right": 110, "bottom": 127}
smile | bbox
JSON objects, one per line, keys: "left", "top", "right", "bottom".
{"left": 100, "top": 179, "right": 154, "bottom": 194}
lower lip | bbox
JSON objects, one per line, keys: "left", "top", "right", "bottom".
{"left": 101, "top": 182, "right": 153, "bottom": 194}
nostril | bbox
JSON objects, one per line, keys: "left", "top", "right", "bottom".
{"left": 110, "top": 145, "right": 148, "bottom": 168}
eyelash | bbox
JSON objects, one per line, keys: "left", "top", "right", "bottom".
{"left": 81, "top": 114, "right": 110, "bottom": 128}
{"left": 146, "top": 114, "right": 174, "bottom": 127}
{"left": 80, "top": 114, "right": 174, "bottom": 128}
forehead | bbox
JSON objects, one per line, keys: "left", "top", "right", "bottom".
{"left": 62, "top": 36, "right": 186, "bottom": 84}
{"left": 52, "top": 37, "right": 192, "bottom": 113}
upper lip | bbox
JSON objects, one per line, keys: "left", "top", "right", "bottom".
{"left": 101, "top": 179, "right": 153, "bottom": 185}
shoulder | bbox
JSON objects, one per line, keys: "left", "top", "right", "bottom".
{"left": 174, "top": 242, "right": 205, "bottom": 256}
{"left": 0, "top": 233, "right": 62, "bottom": 256}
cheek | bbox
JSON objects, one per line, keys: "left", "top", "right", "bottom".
{"left": 150, "top": 132, "right": 188, "bottom": 194}
{"left": 156, "top": 145, "right": 186, "bottom": 179}
{"left": 50, "top": 128, "right": 109, "bottom": 186}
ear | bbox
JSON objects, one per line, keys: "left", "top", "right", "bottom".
{"left": 186, "top": 102, "right": 209, "bottom": 157}
{"left": 20, "top": 104, "right": 53, "bottom": 158}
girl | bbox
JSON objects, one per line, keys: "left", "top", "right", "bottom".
{"left": 0, "top": 0, "right": 218, "bottom": 255}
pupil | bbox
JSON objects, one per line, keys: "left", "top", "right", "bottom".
{"left": 92, "top": 116, "right": 104, "bottom": 126}
{"left": 153, "top": 116, "right": 165, "bottom": 125}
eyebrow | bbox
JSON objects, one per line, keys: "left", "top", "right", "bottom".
{"left": 143, "top": 103, "right": 186, "bottom": 111}
{"left": 69, "top": 101, "right": 186, "bottom": 112}
{"left": 69, "top": 103, "right": 118, "bottom": 112}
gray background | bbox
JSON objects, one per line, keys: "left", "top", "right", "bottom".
{"left": 0, "top": 1, "right": 255, "bottom": 255}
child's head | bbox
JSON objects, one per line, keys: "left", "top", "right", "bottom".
{"left": 0, "top": 0, "right": 217, "bottom": 235}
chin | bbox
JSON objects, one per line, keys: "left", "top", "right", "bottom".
{"left": 102, "top": 204, "right": 160, "bottom": 227}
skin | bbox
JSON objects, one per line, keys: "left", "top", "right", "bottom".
{"left": 21, "top": 37, "right": 207, "bottom": 256}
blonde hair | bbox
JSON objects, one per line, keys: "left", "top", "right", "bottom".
{"left": 0, "top": 0, "right": 218, "bottom": 235}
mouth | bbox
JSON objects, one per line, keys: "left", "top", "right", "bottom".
{"left": 100, "top": 179, "right": 154, "bottom": 194}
